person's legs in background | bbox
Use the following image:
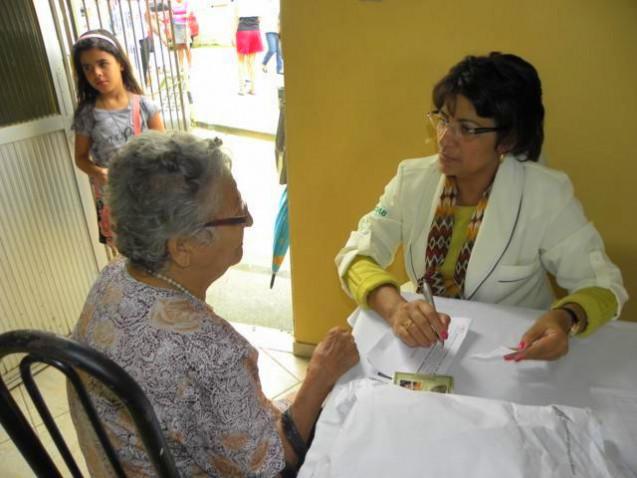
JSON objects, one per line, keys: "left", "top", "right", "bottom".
{"left": 275, "top": 33, "right": 283, "bottom": 75}
{"left": 185, "top": 43, "right": 192, "bottom": 67}
{"left": 237, "top": 52, "right": 248, "bottom": 95}
{"left": 246, "top": 53, "right": 257, "bottom": 94}
{"left": 262, "top": 31, "right": 277, "bottom": 72}
{"left": 176, "top": 45, "right": 185, "bottom": 70}
{"left": 237, "top": 29, "right": 261, "bottom": 94}
{"left": 139, "top": 37, "right": 151, "bottom": 88}
{"left": 173, "top": 24, "right": 191, "bottom": 73}
{"left": 175, "top": 43, "right": 192, "bottom": 103}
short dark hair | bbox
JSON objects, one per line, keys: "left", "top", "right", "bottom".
{"left": 433, "top": 52, "right": 544, "bottom": 162}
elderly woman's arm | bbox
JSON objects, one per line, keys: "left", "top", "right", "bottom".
{"left": 183, "top": 325, "right": 357, "bottom": 476}
{"left": 277, "top": 327, "right": 359, "bottom": 469}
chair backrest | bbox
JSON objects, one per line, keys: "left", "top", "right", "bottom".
{"left": 0, "top": 329, "right": 181, "bottom": 478}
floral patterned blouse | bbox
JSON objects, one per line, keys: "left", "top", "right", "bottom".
{"left": 69, "top": 258, "right": 285, "bottom": 477}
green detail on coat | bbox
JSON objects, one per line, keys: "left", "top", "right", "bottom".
{"left": 374, "top": 206, "right": 388, "bottom": 217}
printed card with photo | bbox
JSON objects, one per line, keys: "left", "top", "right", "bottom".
{"left": 393, "top": 372, "right": 454, "bottom": 393}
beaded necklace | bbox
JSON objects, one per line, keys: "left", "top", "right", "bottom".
{"left": 151, "top": 271, "right": 203, "bottom": 303}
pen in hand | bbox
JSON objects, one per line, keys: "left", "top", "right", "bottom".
{"left": 420, "top": 281, "right": 436, "bottom": 309}
{"left": 420, "top": 282, "right": 448, "bottom": 344}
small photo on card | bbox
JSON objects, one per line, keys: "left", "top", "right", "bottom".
{"left": 393, "top": 372, "right": 454, "bottom": 393}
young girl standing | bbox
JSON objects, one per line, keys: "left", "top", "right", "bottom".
{"left": 72, "top": 29, "right": 164, "bottom": 250}
{"left": 171, "top": 0, "right": 191, "bottom": 70}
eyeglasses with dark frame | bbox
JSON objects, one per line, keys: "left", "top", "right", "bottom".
{"left": 427, "top": 110, "right": 504, "bottom": 139}
{"left": 201, "top": 201, "right": 251, "bottom": 228}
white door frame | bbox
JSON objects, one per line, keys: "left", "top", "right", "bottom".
{"left": 30, "top": 0, "right": 108, "bottom": 269}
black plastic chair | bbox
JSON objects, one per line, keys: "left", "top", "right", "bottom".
{"left": 0, "top": 329, "right": 181, "bottom": 478}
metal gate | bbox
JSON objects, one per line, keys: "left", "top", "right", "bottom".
{"left": 53, "top": 0, "right": 190, "bottom": 131}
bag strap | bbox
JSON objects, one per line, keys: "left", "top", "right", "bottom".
{"left": 131, "top": 95, "right": 142, "bottom": 136}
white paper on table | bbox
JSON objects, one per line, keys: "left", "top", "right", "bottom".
{"left": 348, "top": 308, "right": 388, "bottom": 357}
{"left": 367, "top": 316, "right": 471, "bottom": 377}
{"left": 590, "top": 387, "right": 637, "bottom": 476}
{"left": 469, "top": 345, "right": 516, "bottom": 360}
{"left": 334, "top": 307, "right": 391, "bottom": 383}
{"left": 316, "top": 379, "right": 624, "bottom": 478}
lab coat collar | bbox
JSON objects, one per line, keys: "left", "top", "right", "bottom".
{"left": 464, "top": 155, "right": 525, "bottom": 299}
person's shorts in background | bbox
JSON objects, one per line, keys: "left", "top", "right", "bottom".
{"left": 236, "top": 30, "right": 263, "bottom": 54}
{"left": 173, "top": 23, "right": 189, "bottom": 45}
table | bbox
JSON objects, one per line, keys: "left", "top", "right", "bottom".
{"left": 299, "top": 296, "right": 637, "bottom": 477}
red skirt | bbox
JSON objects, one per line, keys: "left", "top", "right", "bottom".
{"left": 236, "top": 30, "right": 263, "bottom": 54}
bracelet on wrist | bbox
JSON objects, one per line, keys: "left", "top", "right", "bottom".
{"left": 557, "top": 306, "right": 586, "bottom": 337}
{"left": 282, "top": 408, "right": 308, "bottom": 467}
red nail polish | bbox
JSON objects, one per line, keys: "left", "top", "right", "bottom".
{"left": 504, "top": 356, "right": 514, "bottom": 361}
{"left": 518, "top": 341, "right": 526, "bottom": 350}
{"left": 442, "top": 331, "right": 449, "bottom": 340}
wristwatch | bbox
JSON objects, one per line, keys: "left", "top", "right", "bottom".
{"left": 558, "top": 306, "right": 586, "bottom": 337}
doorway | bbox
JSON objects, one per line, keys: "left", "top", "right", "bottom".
{"left": 56, "top": 0, "right": 292, "bottom": 331}
{"left": 195, "top": 128, "right": 291, "bottom": 332}
{"left": 189, "top": 1, "right": 291, "bottom": 332}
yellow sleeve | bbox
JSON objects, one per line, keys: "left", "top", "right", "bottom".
{"left": 344, "top": 255, "right": 401, "bottom": 308}
{"left": 552, "top": 287, "right": 618, "bottom": 337}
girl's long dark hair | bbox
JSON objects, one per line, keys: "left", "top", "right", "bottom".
{"left": 71, "top": 29, "right": 143, "bottom": 121}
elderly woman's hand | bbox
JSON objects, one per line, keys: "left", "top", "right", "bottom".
{"left": 307, "top": 327, "right": 359, "bottom": 387}
{"left": 505, "top": 310, "right": 571, "bottom": 361}
{"left": 389, "top": 300, "right": 451, "bottom": 348}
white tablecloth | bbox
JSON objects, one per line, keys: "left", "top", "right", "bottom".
{"left": 299, "top": 296, "right": 637, "bottom": 477}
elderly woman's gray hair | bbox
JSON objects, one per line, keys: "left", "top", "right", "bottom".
{"left": 108, "top": 131, "right": 231, "bottom": 272}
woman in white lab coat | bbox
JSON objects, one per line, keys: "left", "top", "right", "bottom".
{"left": 336, "top": 52, "right": 627, "bottom": 361}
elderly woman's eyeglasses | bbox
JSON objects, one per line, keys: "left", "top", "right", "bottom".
{"left": 427, "top": 111, "right": 503, "bottom": 139}
{"left": 202, "top": 201, "right": 251, "bottom": 228}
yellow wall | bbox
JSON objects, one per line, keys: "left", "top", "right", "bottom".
{"left": 282, "top": 0, "right": 637, "bottom": 346}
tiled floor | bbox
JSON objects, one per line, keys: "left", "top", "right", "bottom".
{"left": 0, "top": 323, "right": 308, "bottom": 477}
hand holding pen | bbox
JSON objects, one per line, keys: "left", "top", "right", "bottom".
{"left": 388, "top": 282, "right": 451, "bottom": 348}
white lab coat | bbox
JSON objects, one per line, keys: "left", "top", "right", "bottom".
{"left": 336, "top": 155, "right": 627, "bottom": 315}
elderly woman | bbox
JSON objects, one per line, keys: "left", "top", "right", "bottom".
{"left": 70, "top": 131, "right": 358, "bottom": 477}
{"left": 336, "top": 52, "right": 627, "bottom": 361}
